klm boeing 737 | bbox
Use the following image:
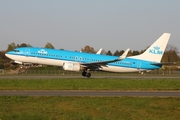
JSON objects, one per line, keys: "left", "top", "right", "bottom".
{"left": 5, "top": 33, "right": 171, "bottom": 77}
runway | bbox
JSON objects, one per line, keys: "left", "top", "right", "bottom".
{"left": 0, "top": 75, "right": 180, "bottom": 97}
{"left": 0, "top": 90, "right": 180, "bottom": 97}
{"left": 1, "top": 75, "right": 180, "bottom": 79}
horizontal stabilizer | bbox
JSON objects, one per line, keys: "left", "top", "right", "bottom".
{"left": 151, "top": 62, "right": 176, "bottom": 65}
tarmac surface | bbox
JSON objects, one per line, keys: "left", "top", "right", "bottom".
{"left": 0, "top": 75, "right": 180, "bottom": 79}
{"left": 0, "top": 90, "right": 180, "bottom": 97}
{"left": 0, "top": 75, "right": 180, "bottom": 97}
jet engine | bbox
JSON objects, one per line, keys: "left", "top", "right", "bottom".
{"left": 63, "top": 62, "right": 81, "bottom": 71}
{"left": 10, "top": 61, "right": 23, "bottom": 65}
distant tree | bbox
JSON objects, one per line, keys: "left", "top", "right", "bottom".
{"left": 0, "top": 51, "right": 4, "bottom": 59}
{"left": 16, "top": 44, "right": 20, "bottom": 48}
{"left": 132, "top": 50, "right": 140, "bottom": 56}
{"left": 127, "top": 50, "right": 132, "bottom": 56}
{"left": 25, "top": 44, "right": 32, "bottom": 47}
{"left": 140, "top": 49, "right": 145, "bottom": 54}
{"left": 106, "top": 50, "right": 113, "bottom": 56}
{"left": 0, "top": 50, "right": 11, "bottom": 69}
{"left": 0, "top": 51, "right": 6, "bottom": 60}
{"left": 161, "top": 45, "right": 180, "bottom": 62}
{"left": 0, "top": 51, "right": 6, "bottom": 69}
{"left": 81, "top": 45, "right": 96, "bottom": 53}
{"left": 113, "top": 50, "right": 119, "bottom": 56}
{"left": 45, "top": 42, "right": 54, "bottom": 49}
{"left": 139, "top": 46, "right": 148, "bottom": 54}
{"left": 119, "top": 50, "right": 124, "bottom": 56}
{"left": 0, "top": 59, "right": 3, "bottom": 69}
{"left": 162, "top": 50, "right": 180, "bottom": 62}
{"left": 0, "top": 51, "right": 3, "bottom": 66}
{"left": 19, "top": 43, "right": 28, "bottom": 47}
{"left": 6, "top": 42, "right": 16, "bottom": 52}
{"left": 166, "top": 44, "right": 179, "bottom": 56}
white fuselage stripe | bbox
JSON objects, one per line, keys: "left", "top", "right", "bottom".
{"left": 6, "top": 54, "right": 147, "bottom": 72}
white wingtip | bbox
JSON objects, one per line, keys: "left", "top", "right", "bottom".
{"left": 119, "top": 48, "right": 130, "bottom": 60}
{"left": 96, "top": 48, "right": 103, "bottom": 54}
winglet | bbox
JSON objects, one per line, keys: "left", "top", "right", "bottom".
{"left": 119, "top": 48, "right": 130, "bottom": 60}
{"left": 96, "top": 48, "right": 102, "bottom": 54}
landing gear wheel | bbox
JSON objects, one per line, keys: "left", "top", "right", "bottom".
{"left": 82, "top": 71, "right": 87, "bottom": 77}
{"left": 82, "top": 69, "right": 91, "bottom": 78}
{"left": 86, "top": 73, "right": 91, "bottom": 78}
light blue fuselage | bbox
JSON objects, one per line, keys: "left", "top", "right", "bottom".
{"left": 6, "top": 47, "right": 161, "bottom": 72}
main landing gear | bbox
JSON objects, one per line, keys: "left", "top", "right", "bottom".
{"left": 82, "top": 69, "right": 91, "bottom": 78}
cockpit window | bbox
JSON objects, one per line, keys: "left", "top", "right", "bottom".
{"left": 13, "top": 50, "right": 20, "bottom": 52}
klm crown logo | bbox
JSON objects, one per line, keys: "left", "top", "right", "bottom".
{"left": 149, "top": 46, "right": 163, "bottom": 55}
{"left": 38, "top": 49, "right": 48, "bottom": 54}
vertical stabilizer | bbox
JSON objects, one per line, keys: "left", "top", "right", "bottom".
{"left": 130, "top": 33, "right": 171, "bottom": 62}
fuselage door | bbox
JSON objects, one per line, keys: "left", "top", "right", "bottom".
{"left": 137, "top": 61, "right": 141, "bottom": 70}
{"left": 25, "top": 48, "right": 30, "bottom": 57}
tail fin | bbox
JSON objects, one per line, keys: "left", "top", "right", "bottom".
{"left": 130, "top": 33, "right": 171, "bottom": 62}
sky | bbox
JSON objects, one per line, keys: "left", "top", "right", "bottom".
{"left": 1, "top": 0, "right": 180, "bottom": 53}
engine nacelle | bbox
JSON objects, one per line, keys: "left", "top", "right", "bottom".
{"left": 11, "top": 61, "right": 23, "bottom": 65}
{"left": 63, "top": 62, "right": 81, "bottom": 71}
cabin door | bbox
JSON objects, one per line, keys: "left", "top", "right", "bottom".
{"left": 25, "top": 48, "right": 30, "bottom": 57}
{"left": 137, "top": 61, "right": 141, "bottom": 70}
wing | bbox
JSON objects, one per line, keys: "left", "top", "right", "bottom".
{"left": 81, "top": 48, "right": 130, "bottom": 69}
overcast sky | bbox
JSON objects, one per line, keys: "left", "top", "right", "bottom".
{"left": 1, "top": 0, "right": 180, "bottom": 52}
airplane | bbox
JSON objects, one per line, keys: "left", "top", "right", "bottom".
{"left": 5, "top": 33, "right": 171, "bottom": 77}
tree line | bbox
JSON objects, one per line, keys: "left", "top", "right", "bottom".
{"left": 0, "top": 42, "right": 180, "bottom": 69}
{"left": 81, "top": 45, "right": 180, "bottom": 63}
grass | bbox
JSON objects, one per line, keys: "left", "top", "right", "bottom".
{"left": 0, "top": 78, "right": 180, "bottom": 90}
{"left": 0, "top": 96, "right": 180, "bottom": 120}
{"left": 0, "top": 78, "right": 180, "bottom": 119}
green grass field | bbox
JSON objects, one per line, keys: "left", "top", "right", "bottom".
{"left": 0, "top": 78, "right": 180, "bottom": 90}
{"left": 0, "top": 78, "right": 180, "bottom": 120}
{"left": 0, "top": 96, "right": 180, "bottom": 120}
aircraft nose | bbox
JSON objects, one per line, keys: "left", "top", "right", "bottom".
{"left": 5, "top": 53, "right": 10, "bottom": 58}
